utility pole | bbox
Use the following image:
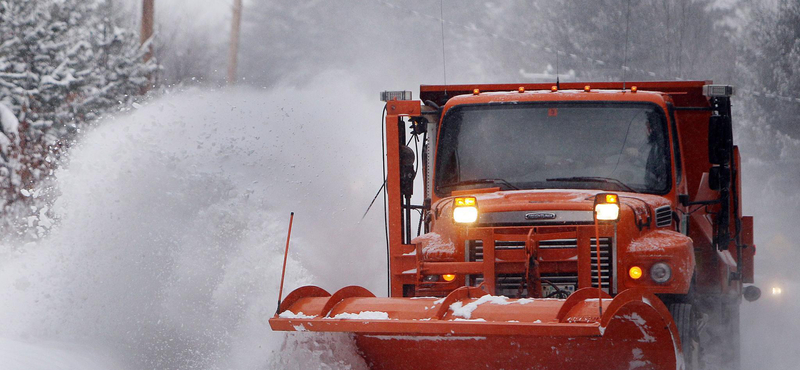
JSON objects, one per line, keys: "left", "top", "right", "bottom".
{"left": 227, "top": 0, "right": 243, "bottom": 85}
{"left": 141, "top": 0, "right": 154, "bottom": 62}
{"left": 141, "top": 0, "right": 155, "bottom": 93}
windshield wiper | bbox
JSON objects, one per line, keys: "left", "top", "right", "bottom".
{"left": 545, "top": 176, "right": 637, "bottom": 193}
{"left": 444, "top": 178, "right": 520, "bottom": 190}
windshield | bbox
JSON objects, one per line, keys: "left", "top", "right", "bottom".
{"left": 434, "top": 102, "right": 671, "bottom": 196}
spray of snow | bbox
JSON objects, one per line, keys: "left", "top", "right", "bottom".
{"left": 0, "top": 74, "right": 383, "bottom": 369}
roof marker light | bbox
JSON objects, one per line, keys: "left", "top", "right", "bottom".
{"left": 518, "top": 86, "right": 525, "bottom": 93}
{"left": 631, "top": 86, "right": 638, "bottom": 93}
{"left": 584, "top": 85, "right": 591, "bottom": 92}
{"left": 380, "top": 91, "right": 412, "bottom": 102}
{"left": 551, "top": 86, "right": 558, "bottom": 92}
{"left": 473, "top": 89, "right": 480, "bottom": 95}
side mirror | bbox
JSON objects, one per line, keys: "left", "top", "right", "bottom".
{"left": 708, "top": 115, "right": 733, "bottom": 165}
{"left": 708, "top": 166, "right": 730, "bottom": 191}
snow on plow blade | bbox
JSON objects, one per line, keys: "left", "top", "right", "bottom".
{"left": 270, "top": 286, "right": 683, "bottom": 370}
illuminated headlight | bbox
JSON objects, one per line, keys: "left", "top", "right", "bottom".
{"left": 453, "top": 197, "right": 478, "bottom": 224}
{"left": 650, "top": 262, "right": 672, "bottom": 284}
{"left": 594, "top": 193, "right": 620, "bottom": 221}
{"left": 453, "top": 206, "right": 478, "bottom": 223}
{"left": 595, "top": 203, "right": 620, "bottom": 221}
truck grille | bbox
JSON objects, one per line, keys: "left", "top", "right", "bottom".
{"left": 467, "top": 238, "right": 613, "bottom": 296}
{"left": 467, "top": 239, "right": 576, "bottom": 261}
{"left": 655, "top": 205, "right": 672, "bottom": 227}
{"left": 589, "top": 237, "right": 612, "bottom": 293}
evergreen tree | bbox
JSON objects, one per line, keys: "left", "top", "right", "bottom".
{"left": 738, "top": 0, "right": 800, "bottom": 145}
{"left": 0, "top": 0, "right": 156, "bottom": 235}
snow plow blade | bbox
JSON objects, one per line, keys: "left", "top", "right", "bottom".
{"left": 270, "top": 286, "right": 683, "bottom": 370}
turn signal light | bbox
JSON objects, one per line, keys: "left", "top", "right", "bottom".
{"left": 454, "top": 197, "right": 476, "bottom": 207}
{"left": 442, "top": 274, "right": 456, "bottom": 282}
{"left": 629, "top": 266, "right": 643, "bottom": 280}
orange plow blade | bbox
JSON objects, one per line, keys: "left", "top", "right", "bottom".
{"left": 270, "top": 286, "right": 683, "bottom": 370}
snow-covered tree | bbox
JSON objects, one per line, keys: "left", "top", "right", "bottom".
{"left": 738, "top": 0, "right": 800, "bottom": 145}
{"left": 533, "top": 0, "right": 736, "bottom": 83}
{"left": 0, "top": 0, "right": 156, "bottom": 235}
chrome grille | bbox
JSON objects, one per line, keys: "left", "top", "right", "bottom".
{"left": 655, "top": 205, "right": 672, "bottom": 227}
{"left": 589, "top": 237, "right": 612, "bottom": 292}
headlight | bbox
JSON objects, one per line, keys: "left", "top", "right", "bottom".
{"left": 453, "top": 197, "right": 478, "bottom": 223}
{"left": 595, "top": 203, "right": 620, "bottom": 221}
{"left": 650, "top": 262, "right": 672, "bottom": 283}
{"left": 594, "top": 193, "right": 620, "bottom": 221}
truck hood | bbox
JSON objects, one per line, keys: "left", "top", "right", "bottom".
{"left": 434, "top": 189, "right": 671, "bottom": 226}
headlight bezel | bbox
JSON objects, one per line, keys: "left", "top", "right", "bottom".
{"left": 649, "top": 262, "right": 672, "bottom": 284}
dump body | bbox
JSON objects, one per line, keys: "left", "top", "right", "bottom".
{"left": 270, "top": 81, "right": 754, "bottom": 369}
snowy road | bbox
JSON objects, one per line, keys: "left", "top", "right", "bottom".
{"left": 0, "top": 338, "right": 122, "bottom": 370}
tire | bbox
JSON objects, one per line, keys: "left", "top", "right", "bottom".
{"left": 722, "top": 300, "right": 741, "bottom": 370}
{"left": 669, "top": 303, "right": 697, "bottom": 370}
{"left": 694, "top": 294, "right": 741, "bottom": 370}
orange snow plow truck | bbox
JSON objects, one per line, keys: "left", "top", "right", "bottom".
{"left": 270, "top": 81, "right": 760, "bottom": 370}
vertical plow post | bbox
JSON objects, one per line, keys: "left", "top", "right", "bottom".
{"left": 277, "top": 212, "right": 295, "bottom": 314}
{"left": 385, "top": 100, "right": 421, "bottom": 297}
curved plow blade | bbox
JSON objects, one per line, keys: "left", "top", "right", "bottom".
{"left": 270, "top": 287, "right": 683, "bottom": 370}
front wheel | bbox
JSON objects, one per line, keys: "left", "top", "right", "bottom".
{"left": 669, "top": 302, "right": 698, "bottom": 370}
{"left": 694, "top": 295, "right": 741, "bottom": 370}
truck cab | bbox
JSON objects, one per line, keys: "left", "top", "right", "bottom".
{"left": 384, "top": 82, "right": 754, "bottom": 306}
